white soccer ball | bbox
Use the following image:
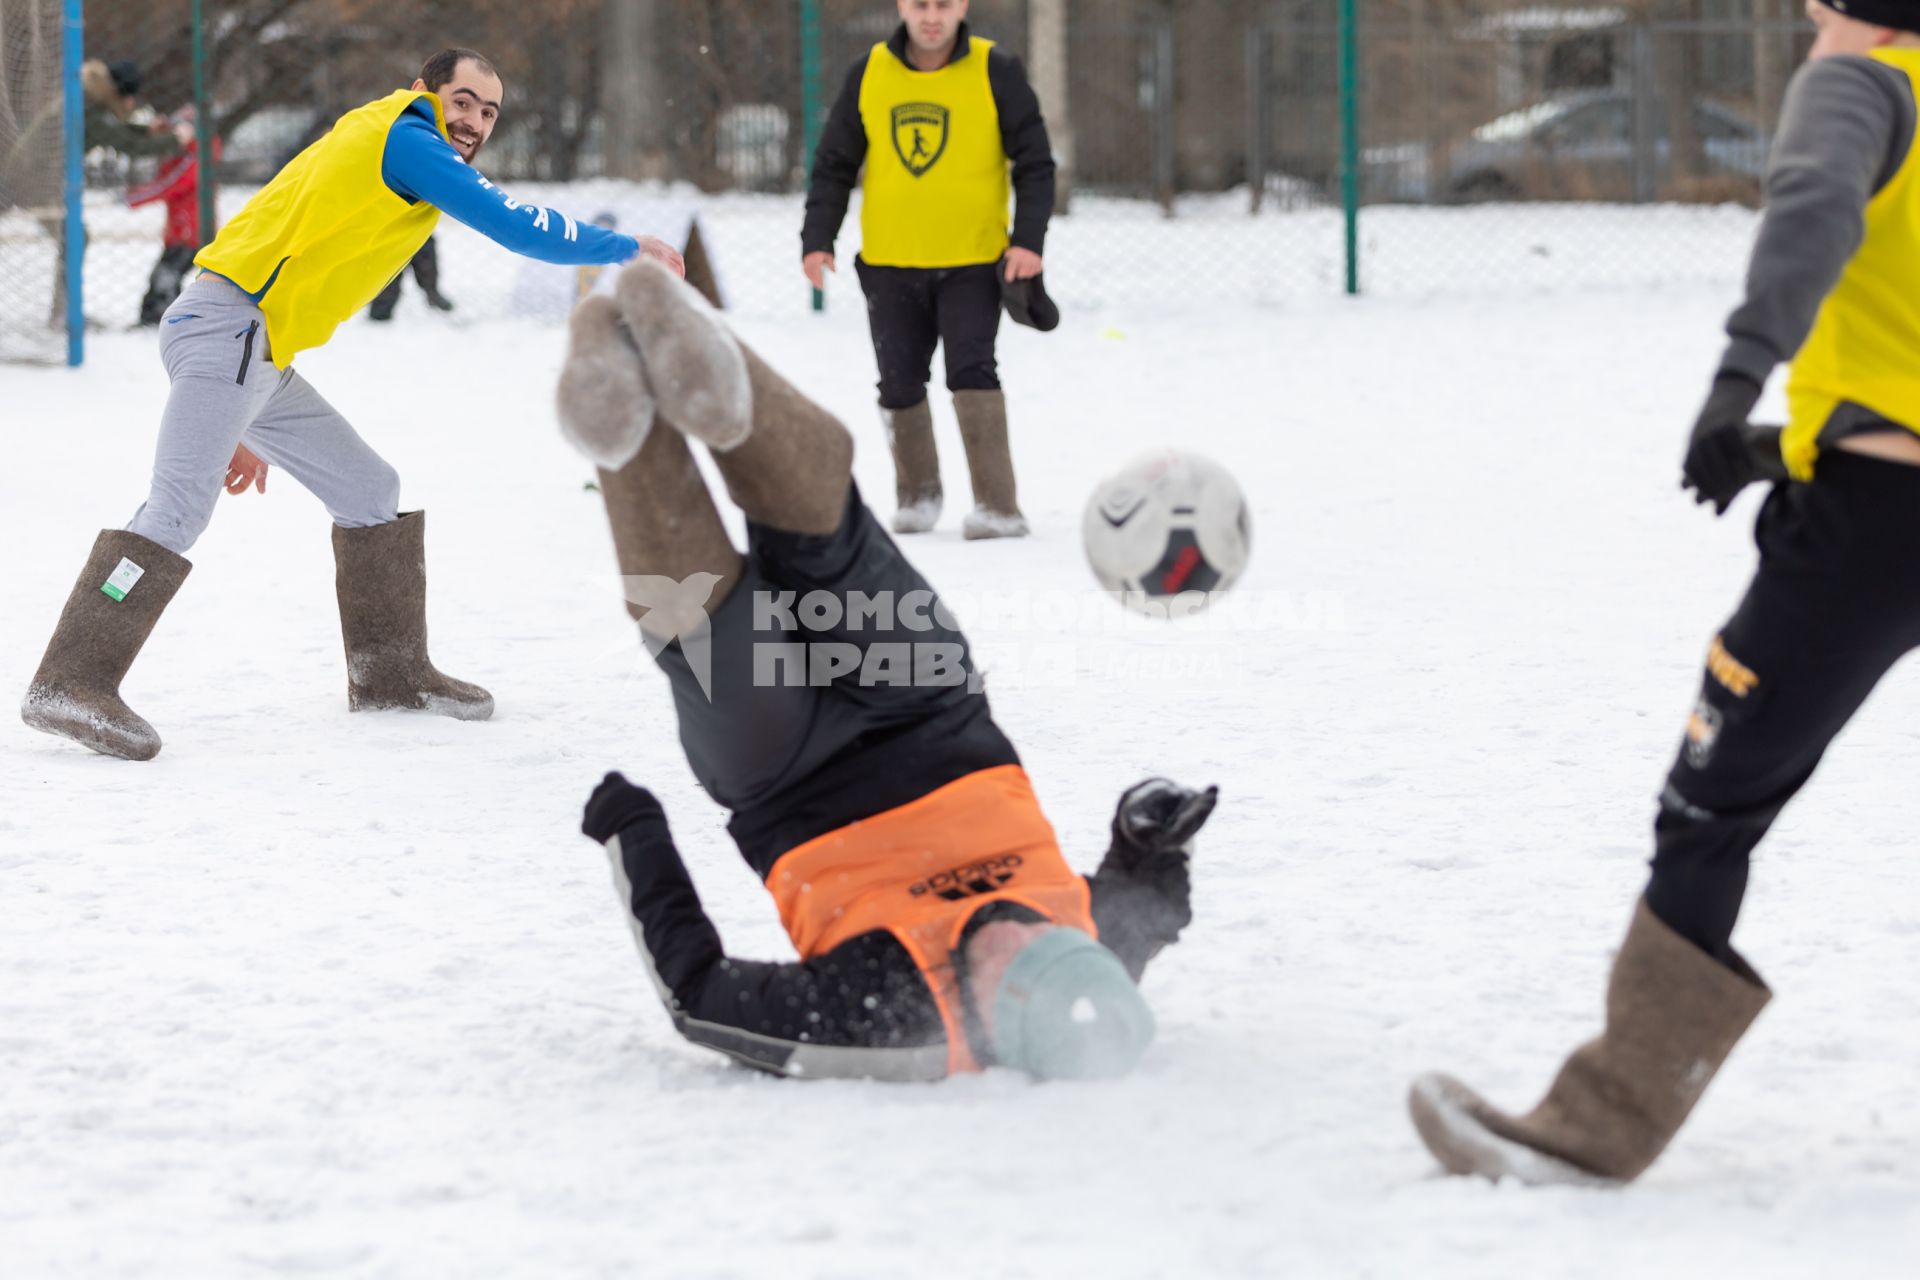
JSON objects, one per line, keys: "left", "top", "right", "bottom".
{"left": 1082, "top": 450, "right": 1252, "bottom": 616}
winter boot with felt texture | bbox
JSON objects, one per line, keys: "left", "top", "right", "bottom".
{"left": 1408, "top": 897, "right": 1770, "bottom": 1184}
{"left": 22, "top": 529, "right": 192, "bottom": 760}
{"left": 332, "top": 512, "right": 493, "bottom": 721}
{"left": 610, "top": 259, "right": 852, "bottom": 536}
{"left": 884, "top": 401, "right": 942, "bottom": 534}
{"left": 954, "top": 390, "right": 1028, "bottom": 540}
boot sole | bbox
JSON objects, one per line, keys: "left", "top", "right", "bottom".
{"left": 615, "top": 263, "right": 752, "bottom": 450}
{"left": 21, "top": 693, "right": 161, "bottom": 761}
{"left": 961, "top": 511, "right": 1030, "bottom": 540}
{"left": 1407, "top": 1073, "right": 1611, "bottom": 1187}
{"left": 348, "top": 693, "right": 495, "bottom": 722}
{"left": 558, "top": 295, "right": 656, "bottom": 469}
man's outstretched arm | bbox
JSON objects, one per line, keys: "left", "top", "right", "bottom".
{"left": 583, "top": 774, "right": 951, "bottom": 1081}
{"left": 1086, "top": 779, "right": 1215, "bottom": 981}
{"left": 382, "top": 102, "right": 667, "bottom": 268}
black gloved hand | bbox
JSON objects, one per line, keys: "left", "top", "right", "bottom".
{"left": 1110, "top": 778, "right": 1219, "bottom": 870}
{"left": 581, "top": 771, "right": 667, "bottom": 844}
{"left": 1682, "top": 374, "right": 1787, "bottom": 515}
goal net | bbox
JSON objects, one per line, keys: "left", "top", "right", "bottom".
{"left": 0, "top": 0, "right": 67, "bottom": 364}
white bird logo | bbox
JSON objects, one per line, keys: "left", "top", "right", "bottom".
{"left": 619, "top": 572, "right": 728, "bottom": 699}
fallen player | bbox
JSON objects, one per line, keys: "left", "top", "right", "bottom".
{"left": 560, "top": 262, "right": 1215, "bottom": 1080}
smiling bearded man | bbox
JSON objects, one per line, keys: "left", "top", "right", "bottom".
{"left": 21, "top": 49, "right": 684, "bottom": 761}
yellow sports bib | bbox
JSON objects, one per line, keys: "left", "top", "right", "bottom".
{"left": 857, "top": 39, "right": 1011, "bottom": 268}
{"left": 196, "top": 90, "right": 446, "bottom": 367}
{"left": 1782, "top": 49, "right": 1920, "bottom": 478}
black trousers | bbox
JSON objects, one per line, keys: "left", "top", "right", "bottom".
{"left": 369, "top": 236, "right": 442, "bottom": 318}
{"left": 653, "top": 483, "right": 1016, "bottom": 874}
{"left": 854, "top": 258, "right": 1002, "bottom": 410}
{"left": 1646, "top": 451, "right": 1920, "bottom": 961}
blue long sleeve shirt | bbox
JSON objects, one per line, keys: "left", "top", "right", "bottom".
{"left": 382, "top": 100, "right": 639, "bottom": 264}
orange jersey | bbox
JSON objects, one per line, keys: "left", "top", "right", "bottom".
{"left": 766, "top": 765, "right": 1095, "bottom": 1073}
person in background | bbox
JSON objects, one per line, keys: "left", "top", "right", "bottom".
{"left": 129, "top": 105, "right": 217, "bottom": 327}
{"left": 801, "top": 0, "right": 1055, "bottom": 540}
{"left": 44, "top": 60, "right": 190, "bottom": 326}
{"left": 368, "top": 235, "right": 454, "bottom": 320}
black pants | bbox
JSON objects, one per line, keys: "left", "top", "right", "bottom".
{"left": 1646, "top": 451, "right": 1920, "bottom": 961}
{"left": 369, "top": 237, "right": 442, "bottom": 318}
{"left": 854, "top": 258, "right": 1002, "bottom": 410}
{"left": 653, "top": 483, "right": 1016, "bottom": 873}
{"left": 139, "top": 243, "right": 200, "bottom": 326}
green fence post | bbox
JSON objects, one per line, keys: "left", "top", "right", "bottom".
{"left": 1338, "top": 0, "right": 1360, "bottom": 296}
{"left": 800, "top": 0, "right": 825, "bottom": 313}
{"left": 62, "top": 0, "right": 83, "bottom": 366}
{"left": 193, "top": 0, "right": 215, "bottom": 246}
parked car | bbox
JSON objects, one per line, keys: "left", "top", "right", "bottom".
{"left": 218, "top": 105, "right": 325, "bottom": 184}
{"left": 1364, "top": 90, "right": 1769, "bottom": 203}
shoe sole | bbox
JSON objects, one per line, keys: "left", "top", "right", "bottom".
{"left": 1407, "top": 1073, "right": 1610, "bottom": 1187}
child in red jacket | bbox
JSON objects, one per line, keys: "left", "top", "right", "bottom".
{"left": 128, "top": 108, "right": 217, "bottom": 326}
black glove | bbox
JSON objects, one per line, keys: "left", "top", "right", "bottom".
{"left": 581, "top": 771, "right": 667, "bottom": 844}
{"left": 1109, "top": 778, "right": 1219, "bottom": 871}
{"left": 1682, "top": 374, "right": 1788, "bottom": 515}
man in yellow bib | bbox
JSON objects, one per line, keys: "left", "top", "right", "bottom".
{"left": 21, "top": 49, "right": 682, "bottom": 761}
{"left": 802, "top": 0, "right": 1055, "bottom": 539}
{"left": 1409, "top": 0, "right": 1920, "bottom": 1185}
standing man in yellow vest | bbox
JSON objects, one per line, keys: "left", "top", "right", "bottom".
{"left": 802, "top": 0, "right": 1055, "bottom": 539}
{"left": 1408, "top": 0, "right": 1920, "bottom": 1185}
{"left": 21, "top": 49, "right": 682, "bottom": 761}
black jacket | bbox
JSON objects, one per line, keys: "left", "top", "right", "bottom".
{"left": 801, "top": 22, "right": 1056, "bottom": 260}
{"left": 601, "top": 797, "right": 1191, "bottom": 1082}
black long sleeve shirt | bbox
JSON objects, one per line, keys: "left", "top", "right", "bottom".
{"left": 1718, "top": 54, "right": 1917, "bottom": 386}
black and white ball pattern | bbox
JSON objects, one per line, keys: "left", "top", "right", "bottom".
{"left": 1082, "top": 450, "right": 1252, "bottom": 616}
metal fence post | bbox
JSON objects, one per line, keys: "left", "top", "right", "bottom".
{"left": 1153, "top": 15, "right": 1175, "bottom": 215}
{"left": 193, "top": 0, "right": 216, "bottom": 246}
{"left": 62, "top": 0, "right": 84, "bottom": 367}
{"left": 1339, "top": 0, "right": 1359, "bottom": 295}
{"left": 1246, "top": 25, "right": 1266, "bottom": 215}
{"left": 1630, "top": 21, "right": 1656, "bottom": 204}
{"left": 800, "top": 0, "right": 825, "bottom": 312}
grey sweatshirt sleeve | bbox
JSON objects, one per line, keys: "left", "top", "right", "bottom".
{"left": 1718, "top": 56, "right": 1916, "bottom": 384}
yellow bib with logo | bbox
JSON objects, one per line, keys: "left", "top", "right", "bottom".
{"left": 196, "top": 90, "right": 447, "bottom": 368}
{"left": 857, "top": 39, "right": 1011, "bottom": 269}
{"left": 1782, "top": 49, "right": 1920, "bottom": 478}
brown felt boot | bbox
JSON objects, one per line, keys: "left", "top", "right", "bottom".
{"left": 596, "top": 418, "right": 744, "bottom": 644}
{"left": 332, "top": 512, "right": 493, "bottom": 721}
{"left": 610, "top": 257, "right": 851, "bottom": 534}
{"left": 884, "top": 401, "right": 942, "bottom": 535}
{"left": 1408, "top": 897, "right": 1771, "bottom": 1185}
{"left": 21, "top": 530, "right": 191, "bottom": 760}
{"left": 953, "top": 390, "right": 1028, "bottom": 540}
{"left": 707, "top": 343, "right": 853, "bottom": 535}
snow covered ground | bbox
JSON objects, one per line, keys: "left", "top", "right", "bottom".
{"left": 4, "top": 238, "right": 1918, "bottom": 1276}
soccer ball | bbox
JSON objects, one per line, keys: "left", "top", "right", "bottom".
{"left": 1082, "top": 450, "right": 1252, "bottom": 616}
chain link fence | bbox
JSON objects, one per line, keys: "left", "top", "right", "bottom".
{"left": 1, "top": 0, "right": 69, "bottom": 363}
{"left": 2, "top": 1, "right": 1817, "bottom": 365}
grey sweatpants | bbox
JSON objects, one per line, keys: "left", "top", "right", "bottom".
{"left": 128, "top": 274, "right": 400, "bottom": 554}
